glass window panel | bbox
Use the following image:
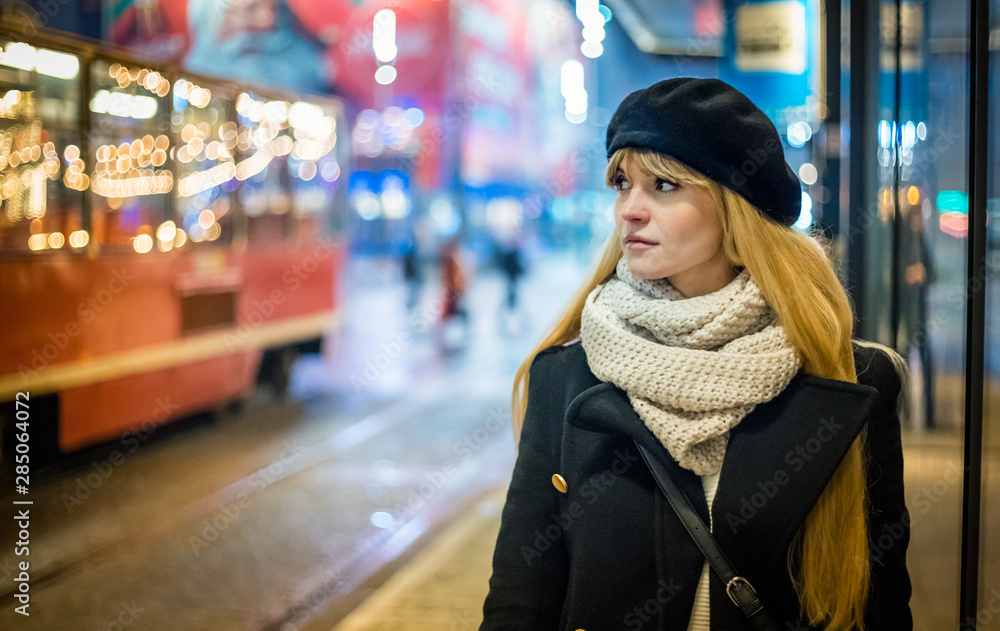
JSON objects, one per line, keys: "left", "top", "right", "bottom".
{"left": 172, "top": 78, "right": 235, "bottom": 247}
{"left": 89, "top": 58, "right": 173, "bottom": 250}
{"left": 978, "top": 0, "right": 1000, "bottom": 615}
{"left": 861, "top": 0, "right": 902, "bottom": 345}
{"left": 892, "top": 0, "right": 969, "bottom": 627}
{"left": 288, "top": 99, "right": 342, "bottom": 240}
{"left": 850, "top": 0, "right": 975, "bottom": 625}
{"left": 0, "top": 41, "right": 83, "bottom": 253}
{"left": 236, "top": 92, "right": 293, "bottom": 244}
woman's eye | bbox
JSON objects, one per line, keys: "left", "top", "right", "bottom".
{"left": 613, "top": 177, "right": 630, "bottom": 191}
{"left": 657, "top": 179, "right": 677, "bottom": 192}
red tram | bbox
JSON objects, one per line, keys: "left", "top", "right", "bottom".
{"left": 0, "top": 24, "right": 348, "bottom": 453}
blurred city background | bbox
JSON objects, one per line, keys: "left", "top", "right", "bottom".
{"left": 0, "top": 0, "right": 997, "bottom": 629}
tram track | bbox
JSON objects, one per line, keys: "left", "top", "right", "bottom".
{"left": 0, "top": 409, "right": 391, "bottom": 606}
{"left": 259, "top": 438, "right": 513, "bottom": 631}
{"left": 0, "top": 356, "right": 512, "bottom": 609}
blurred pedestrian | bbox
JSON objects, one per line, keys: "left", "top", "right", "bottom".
{"left": 499, "top": 242, "right": 524, "bottom": 311}
{"left": 900, "top": 202, "right": 936, "bottom": 429}
{"left": 400, "top": 238, "right": 422, "bottom": 313}
{"left": 438, "top": 238, "right": 468, "bottom": 327}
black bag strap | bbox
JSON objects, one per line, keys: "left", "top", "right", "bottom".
{"left": 635, "top": 439, "right": 781, "bottom": 631}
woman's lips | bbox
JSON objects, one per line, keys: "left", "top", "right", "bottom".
{"left": 625, "top": 236, "right": 657, "bottom": 249}
{"left": 626, "top": 241, "right": 656, "bottom": 250}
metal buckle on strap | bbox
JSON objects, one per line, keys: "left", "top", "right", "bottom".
{"left": 726, "top": 576, "right": 757, "bottom": 607}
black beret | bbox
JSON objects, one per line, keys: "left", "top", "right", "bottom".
{"left": 606, "top": 77, "right": 803, "bottom": 226}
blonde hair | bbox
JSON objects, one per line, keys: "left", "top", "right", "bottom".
{"left": 511, "top": 148, "right": 903, "bottom": 630}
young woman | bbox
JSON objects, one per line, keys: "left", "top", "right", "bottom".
{"left": 480, "top": 78, "right": 911, "bottom": 630}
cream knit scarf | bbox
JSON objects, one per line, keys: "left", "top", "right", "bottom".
{"left": 579, "top": 257, "right": 803, "bottom": 475}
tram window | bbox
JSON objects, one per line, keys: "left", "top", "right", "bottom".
{"left": 88, "top": 59, "right": 173, "bottom": 251}
{"left": 0, "top": 41, "right": 84, "bottom": 253}
{"left": 172, "top": 79, "right": 235, "bottom": 246}
{"left": 287, "top": 100, "right": 341, "bottom": 240}
{"left": 236, "top": 92, "right": 294, "bottom": 245}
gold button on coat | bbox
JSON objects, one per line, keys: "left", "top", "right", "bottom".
{"left": 551, "top": 473, "right": 568, "bottom": 493}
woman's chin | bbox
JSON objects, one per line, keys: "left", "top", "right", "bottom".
{"left": 625, "top": 260, "right": 669, "bottom": 281}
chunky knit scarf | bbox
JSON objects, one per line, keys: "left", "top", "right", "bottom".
{"left": 579, "top": 257, "right": 803, "bottom": 475}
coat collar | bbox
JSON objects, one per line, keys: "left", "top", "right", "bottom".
{"left": 565, "top": 368, "right": 879, "bottom": 582}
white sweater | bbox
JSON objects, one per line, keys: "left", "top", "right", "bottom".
{"left": 686, "top": 470, "right": 721, "bottom": 631}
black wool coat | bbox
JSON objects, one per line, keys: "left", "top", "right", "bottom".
{"left": 480, "top": 340, "right": 912, "bottom": 631}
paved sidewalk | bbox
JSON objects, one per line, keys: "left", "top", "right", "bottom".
{"left": 332, "top": 485, "right": 507, "bottom": 631}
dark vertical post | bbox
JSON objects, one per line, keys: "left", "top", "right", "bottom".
{"left": 889, "top": 0, "right": 902, "bottom": 350}
{"left": 960, "top": 0, "right": 988, "bottom": 623}
{"left": 821, "top": 0, "right": 841, "bottom": 242}
{"left": 844, "top": 0, "right": 879, "bottom": 336}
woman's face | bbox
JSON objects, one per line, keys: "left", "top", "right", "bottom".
{"left": 613, "top": 160, "right": 738, "bottom": 298}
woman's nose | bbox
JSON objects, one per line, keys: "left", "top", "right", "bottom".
{"left": 618, "top": 190, "right": 649, "bottom": 221}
